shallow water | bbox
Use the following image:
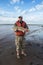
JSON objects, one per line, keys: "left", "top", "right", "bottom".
{"left": 0, "top": 24, "right": 43, "bottom": 44}
{"left": 0, "top": 25, "right": 13, "bottom": 39}
{"left": 0, "top": 25, "right": 43, "bottom": 65}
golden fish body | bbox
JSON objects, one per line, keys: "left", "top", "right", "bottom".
{"left": 13, "top": 26, "right": 25, "bottom": 32}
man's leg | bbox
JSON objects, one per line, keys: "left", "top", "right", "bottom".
{"left": 15, "top": 36, "right": 20, "bottom": 59}
{"left": 21, "top": 36, "right": 27, "bottom": 56}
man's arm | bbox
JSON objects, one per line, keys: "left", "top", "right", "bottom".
{"left": 24, "top": 23, "right": 28, "bottom": 29}
{"left": 26, "top": 24, "right": 28, "bottom": 29}
{"left": 24, "top": 23, "right": 29, "bottom": 32}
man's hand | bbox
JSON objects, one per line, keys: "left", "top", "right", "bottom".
{"left": 24, "top": 28, "right": 29, "bottom": 32}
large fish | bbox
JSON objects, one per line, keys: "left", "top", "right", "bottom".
{"left": 13, "top": 26, "right": 29, "bottom": 32}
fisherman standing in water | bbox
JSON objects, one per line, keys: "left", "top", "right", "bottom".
{"left": 14, "top": 16, "right": 29, "bottom": 59}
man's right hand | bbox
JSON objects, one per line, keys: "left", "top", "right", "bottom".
{"left": 24, "top": 28, "right": 29, "bottom": 32}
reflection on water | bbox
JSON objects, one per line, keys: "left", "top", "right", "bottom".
{"left": 26, "top": 25, "right": 43, "bottom": 44}
{"left": 0, "top": 25, "right": 13, "bottom": 39}
{"left": 0, "top": 24, "right": 43, "bottom": 44}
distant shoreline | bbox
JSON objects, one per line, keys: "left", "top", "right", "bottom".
{"left": 0, "top": 24, "right": 43, "bottom": 27}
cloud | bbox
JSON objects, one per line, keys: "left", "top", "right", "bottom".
{"left": 10, "top": 0, "right": 24, "bottom": 5}
{"left": 0, "top": 1, "right": 43, "bottom": 24}
{"left": 22, "top": 12, "right": 43, "bottom": 24}
{"left": 32, "top": 0, "right": 35, "bottom": 3}
{"left": 0, "top": 7, "right": 43, "bottom": 24}
{"left": 29, "top": 7, "right": 36, "bottom": 12}
{"left": 14, "top": 6, "right": 21, "bottom": 14}
{"left": 35, "top": 2, "right": 43, "bottom": 10}
{"left": 0, "top": 8, "right": 16, "bottom": 17}
{"left": 14, "top": 6, "right": 19, "bottom": 10}
{"left": 21, "top": 0, "right": 24, "bottom": 4}
{"left": 29, "top": 1, "right": 43, "bottom": 12}
{"left": 0, "top": 10, "right": 43, "bottom": 24}
{"left": 10, "top": 0, "right": 20, "bottom": 4}
{"left": 0, "top": 16, "right": 17, "bottom": 24}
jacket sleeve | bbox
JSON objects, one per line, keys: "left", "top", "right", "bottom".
{"left": 24, "top": 23, "right": 29, "bottom": 29}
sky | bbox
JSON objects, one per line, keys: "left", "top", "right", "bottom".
{"left": 0, "top": 0, "right": 43, "bottom": 24}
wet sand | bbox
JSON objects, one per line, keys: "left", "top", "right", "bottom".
{"left": 0, "top": 25, "right": 43, "bottom": 65}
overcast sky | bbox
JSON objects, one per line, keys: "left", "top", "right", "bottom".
{"left": 0, "top": 0, "right": 43, "bottom": 24}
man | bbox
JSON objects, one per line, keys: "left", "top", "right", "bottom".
{"left": 14, "top": 16, "right": 29, "bottom": 59}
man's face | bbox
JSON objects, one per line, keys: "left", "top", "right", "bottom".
{"left": 18, "top": 18, "right": 22, "bottom": 22}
